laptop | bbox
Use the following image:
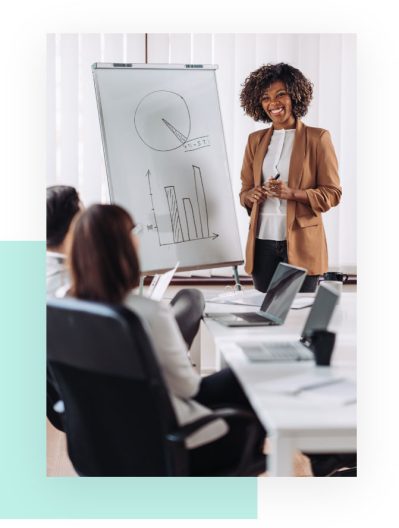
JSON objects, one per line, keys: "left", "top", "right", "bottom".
{"left": 240, "top": 282, "right": 340, "bottom": 361}
{"left": 205, "top": 262, "right": 307, "bottom": 327}
{"left": 146, "top": 262, "right": 179, "bottom": 301}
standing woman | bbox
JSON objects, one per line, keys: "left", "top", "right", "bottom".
{"left": 239, "top": 63, "right": 342, "bottom": 292}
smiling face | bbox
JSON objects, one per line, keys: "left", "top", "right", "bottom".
{"left": 261, "top": 81, "right": 296, "bottom": 129}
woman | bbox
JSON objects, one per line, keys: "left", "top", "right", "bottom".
{"left": 69, "top": 204, "right": 266, "bottom": 475}
{"left": 239, "top": 63, "right": 342, "bottom": 293}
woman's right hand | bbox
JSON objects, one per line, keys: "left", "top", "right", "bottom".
{"left": 246, "top": 186, "right": 267, "bottom": 206}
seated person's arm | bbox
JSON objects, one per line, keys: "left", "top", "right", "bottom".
{"left": 146, "top": 302, "right": 201, "bottom": 399}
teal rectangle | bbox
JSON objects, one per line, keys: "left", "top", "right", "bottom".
{"left": 0, "top": 242, "right": 257, "bottom": 518}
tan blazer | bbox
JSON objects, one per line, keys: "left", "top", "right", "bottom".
{"left": 239, "top": 120, "right": 342, "bottom": 275}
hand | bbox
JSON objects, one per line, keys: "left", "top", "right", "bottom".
{"left": 246, "top": 185, "right": 267, "bottom": 205}
{"left": 263, "top": 178, "right": 294, "bottom": 200}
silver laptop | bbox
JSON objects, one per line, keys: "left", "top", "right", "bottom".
{"left": 205, "top": 263, "right": 307, "bottom": 327}
{"left": 240, "top": 282, "right": 340, "bottom": 361}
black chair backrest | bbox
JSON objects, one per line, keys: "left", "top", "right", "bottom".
{"left": 169, "top": 288, "right": 205, "bottom": 347}
{"left": 47, "top": 297, "right": 180, "bottom": 476}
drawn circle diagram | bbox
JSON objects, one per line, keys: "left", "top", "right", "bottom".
{"left": 134, "top": 90, "right": 191, "bottom": 151}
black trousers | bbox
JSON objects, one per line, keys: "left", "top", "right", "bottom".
{"left": 252, "top": 239, "right": 319, "bottom": 293}
{"left": 188, "top": 368, "right": 266, "bottom": 475}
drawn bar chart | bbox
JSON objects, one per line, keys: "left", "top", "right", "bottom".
{"left": 182, "top": 198, "right": 198, "bottom": 240}
{"left": 146, "top": 165, "right": 218, "bottom": 246}
{"left": 165, "top": 186, "right": 185, "bottom": 243}
{"left": 193, "top": 165, "right": 209, "bottom": 238}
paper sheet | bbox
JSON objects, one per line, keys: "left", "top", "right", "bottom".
{"left": 146, "top": 262, "right": 179, "bottom": 301}
{"left": 264, "top": 372, "right": 356, "bottom": 406}
{"left": 207, "top": 289, "right": 314, "bottom": 309}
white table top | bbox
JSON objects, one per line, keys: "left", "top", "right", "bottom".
{"left": 204, "top": 292, "right": 356, "bottom": 439}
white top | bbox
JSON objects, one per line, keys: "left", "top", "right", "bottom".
{"left": 257, "top": 128, "right": 296, "bottom": 241}
{"left": 124, "top": 294, "right": 228, "bottom": 449}
{"left": 46, "top": 251, "right": 70, "bottom": 297}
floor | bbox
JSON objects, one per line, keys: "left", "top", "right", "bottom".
{"left": 46, "top": 419, "right": 313, "bottom": 477}
{"left": 46, "top": 419, "right": 77, "bottom": 477}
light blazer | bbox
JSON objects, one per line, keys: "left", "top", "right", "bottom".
{"left": 239, "top": 120, "right": 342, "bottom": 275}
{"left": 124, "top": 294, "right": 228, "bottom": 449}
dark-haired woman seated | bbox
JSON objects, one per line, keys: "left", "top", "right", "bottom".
{"left": 239, "top": 62, "right": 342, "bottom": 293}
{"left": 68, "top": 204, "right": 266, "bottom": 475}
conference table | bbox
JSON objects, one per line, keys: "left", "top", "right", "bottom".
{"left": 202, "top": 291, "right": 357, "bottom": 476}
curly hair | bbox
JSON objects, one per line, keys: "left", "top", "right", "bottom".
{"left": 240, "top": 63, "right": 313, "bottom": 123}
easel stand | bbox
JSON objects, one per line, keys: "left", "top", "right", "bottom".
{"left": 232, "top": 265, "right": 241, "bottom": 291}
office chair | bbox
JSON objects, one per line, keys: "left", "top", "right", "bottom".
{"left": 47, "top": 367, "right": 65, "bottom": 431}
{"left": 47, "top": 298, "right": 265, "bottom": 476}
{"left": 169, "top": 288, "right": 205, "bottom": 348}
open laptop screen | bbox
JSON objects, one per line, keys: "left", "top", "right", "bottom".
{"left": 301, "top": 283, "right": 339, "bottom": 341}
{"left": 260, "top": 263, "right": 307, "bottom": 322}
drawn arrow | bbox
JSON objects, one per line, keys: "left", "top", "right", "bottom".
{"left": 211, "top": 233, "right": 219, "bottom": 240}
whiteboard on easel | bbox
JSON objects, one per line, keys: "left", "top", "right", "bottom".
{"left": 92, "top": 63, "right": 243, "bottom": 274}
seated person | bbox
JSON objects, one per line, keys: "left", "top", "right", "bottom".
{"left": 46, "top": 186, "right": 82, "bottom": 429}
{"left": 46, "top": 185, "right": 203, "bottom": 349}
{"left": 46, "top": 185, "right": 81, "bottom": 296}
{"left": 67, "top": 203, "right": 266, "bottom": 475}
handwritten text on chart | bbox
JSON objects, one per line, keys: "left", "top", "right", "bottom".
{"left": 184, "top": 136, "right": 210, "bottom": 152}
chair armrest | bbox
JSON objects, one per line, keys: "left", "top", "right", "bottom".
{"left": 166, "top": 407, "right": 258, "bottom": 444}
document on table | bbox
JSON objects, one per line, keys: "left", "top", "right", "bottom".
{"left": 207, "top": 289, "right": 314, "bottom": 308}
{"left": 299, "top": 379, "right": 357, "bottom": 406}
{"left": 265, "top": 372, "right": 356, "bottom": 406}
{"left": 206, "top": 288, "right": 265, "bottom": 306}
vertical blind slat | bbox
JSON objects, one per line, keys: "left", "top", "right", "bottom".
{"left": 126, "top": 34, "right": 146, "bottom": 63}
{"left": 213, "top": 34, "right": 241, "bottom": 277}
{"left": 297, "top": 34, "right": 320, "bottom": 126}
{"left": 169, "top": 34, "right": 191, "bottom": 63}
{"left": 46, "top": 34, "right": 57, "bottom": 186}
{"left": 192, "top": 34, "right": 212, "bottom": 64}
{"left": 147, "top": 34, "right": 170, "bottom": 63}
{"left": 233, "top": 34, "right": 258, "bottom": 265}
{"left": 318, "top": 34, "right": 343, "bottom": 268}
{"left": 79, "top": 34, "right": 103, "bottom": 205}
{"left": 339, "top": 34, "right": 357, "bottom": 271}
{"left": 103, "top": 33, "right": 124, "bottom": 62}
{"left": 60, "top": 34, "right": 79, "bottom": 189}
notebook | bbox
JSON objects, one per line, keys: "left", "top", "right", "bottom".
{"left": 240, "top": 282, "right": 340, "bottom": 361}
{"left": 205, "top": 262, "right": 307, "bottom": 327}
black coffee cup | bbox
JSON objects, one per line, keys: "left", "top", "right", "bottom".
{"left": 323, "top": 272, "right": 348, "bottom": 283}
{"left": 310, "top": 330, "right": 336, "bottom": 366}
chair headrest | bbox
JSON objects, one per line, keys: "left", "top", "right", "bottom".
{"left": 47, "top": 297, "right": 153, "bottom": 380}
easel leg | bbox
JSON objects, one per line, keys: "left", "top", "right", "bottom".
{"left": 232, "top": 265, "right": 241, "bottom": 291}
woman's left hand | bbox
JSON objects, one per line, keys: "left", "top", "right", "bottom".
{"left": 263, "top": 178, "right": 294, "bottom": 201}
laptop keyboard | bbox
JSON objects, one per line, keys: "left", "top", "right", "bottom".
{"left": 241, "top": 342, "right": 313, "bottom": 362}
{"left": 235, "top": 312, "right": 274, "bottom": 324}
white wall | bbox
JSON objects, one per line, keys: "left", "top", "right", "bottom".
{"left": 47, "top": 33, "right": 356, "bottom": 274}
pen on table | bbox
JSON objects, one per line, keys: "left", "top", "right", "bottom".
{"left": 292, "top": 378, "right": 344, "bottom": 395}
